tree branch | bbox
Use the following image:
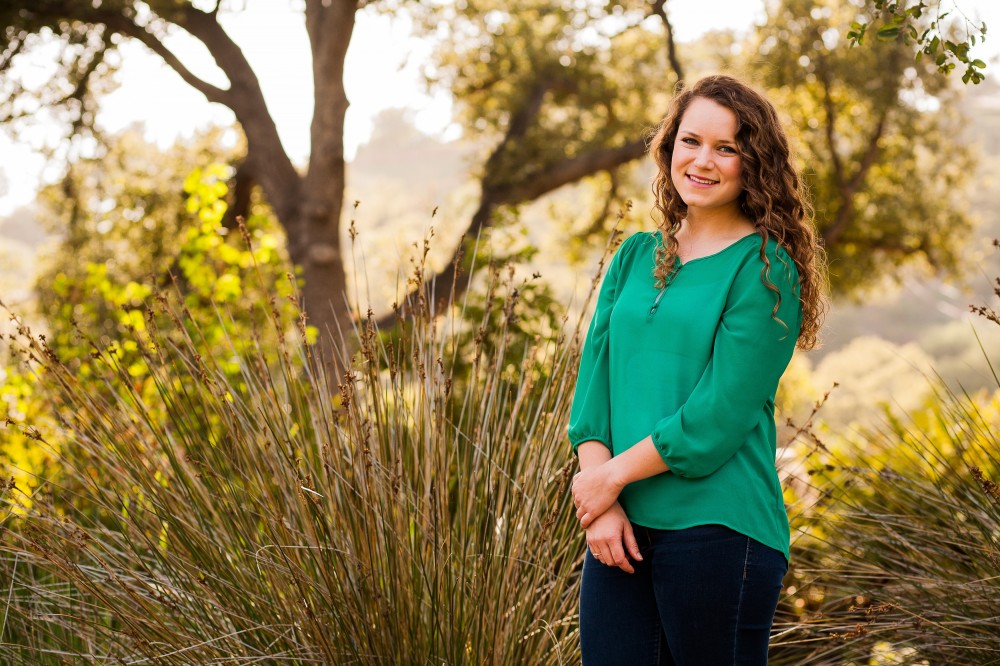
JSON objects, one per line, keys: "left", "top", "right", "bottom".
{"left": 66, "top": 43, "right": 108, "bottom": 106}
{"left": 482, "top": 79, "right": 550, "bottom": 186}
{"left": 822, "top": 108, "right": 889, "bottom": 248}
{"left": 409, "top": 136, "right": 646, "bottom": 322}
{"left": 650, "top": 0, "right": 685, "bottom": 82}
{"left": 846, "top": 112, "right": 888, "bottom": 196}
{"left": 498, "top": 139, "right": 646, "bottom": 204}
{"left": 104, "top": 15, "right": 230, "bottom": 106}
{"left": 816, "top": 55, "right": 845, "bottom": 192}
{"left": 221, "top": 159, "right": 256, "bottom": 229}
{"left": 176, "top": 5, "right": 301, "bottom": 224}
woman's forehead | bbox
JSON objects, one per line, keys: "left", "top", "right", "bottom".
{"left": 677, "top": 97, "right": 739, "bottom": 136}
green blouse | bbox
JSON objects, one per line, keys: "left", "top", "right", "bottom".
{"left": 568, "top": 230, "right": 801, "bottom": 561}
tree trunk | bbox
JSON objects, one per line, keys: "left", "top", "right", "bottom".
{"left": 295, "top": 215, "right": 352, "bottom": 362}
{"left": 290, "top": 0, "right": 357, "bottom": 360}
{"left": 179, "top": 1, "right": 357, "bottom": 360}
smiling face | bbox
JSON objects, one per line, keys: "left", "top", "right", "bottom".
{"left": 669, "top": 96, "right": 744, "bottom": 218}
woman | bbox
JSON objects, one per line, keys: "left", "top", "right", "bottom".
{"left": 568, "top": 74, "right": 827, "bottom": 665}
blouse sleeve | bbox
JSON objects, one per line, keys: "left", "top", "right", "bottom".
{"left": 650, "top": 246, "right": 802, "bottom": 478}
{"left": 567, "top": 234, "right": 637, "bottom": 454}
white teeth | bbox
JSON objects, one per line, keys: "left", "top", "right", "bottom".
{"left": 688, "top": 175, "right": 716, "bottom": 184}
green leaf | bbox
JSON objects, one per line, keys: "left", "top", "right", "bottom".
{"left": 877, "top": 25, "right": 900, "bottom": 41}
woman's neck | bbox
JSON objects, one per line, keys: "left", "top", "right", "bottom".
{"left": 678, "top": 208, "right": 754, "bottom": 241}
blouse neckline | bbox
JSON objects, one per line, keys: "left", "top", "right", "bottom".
{"left": 654, "top": 230, "right": 759, "bottom": 267}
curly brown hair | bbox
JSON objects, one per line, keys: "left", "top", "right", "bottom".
{"left": 646, "top": 74, "right": 828, "bottom": 350}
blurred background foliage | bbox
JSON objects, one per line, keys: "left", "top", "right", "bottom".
{"left": 759, "top": 0, "right": 975, "bottom": 293}
{"left": 1, "top": 0, "right": 999, "bottom": 662}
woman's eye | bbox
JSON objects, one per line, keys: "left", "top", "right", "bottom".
{"left": 719, "top": 145, "right": 738, "bottom": 154}
{"left": 680, "top": 137, "right": 698, "bottom": 145}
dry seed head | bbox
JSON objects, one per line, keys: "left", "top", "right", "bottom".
{"left": 971, "top": 466, "right": 1000, "bottom": 503}
{"left": 970, "top": 304, "right": 1000, "bottom": 326}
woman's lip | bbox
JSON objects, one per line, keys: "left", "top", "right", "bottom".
{"left": 686, "top": 174, "right": 718, "bottom": 185}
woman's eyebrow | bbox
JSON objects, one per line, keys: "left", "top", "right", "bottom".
{"left": 678, "top": 129, "right": 736, "bottom": 144}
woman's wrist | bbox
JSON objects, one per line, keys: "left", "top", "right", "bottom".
{"left": 577, "top": 440, "right": 612, "bottom": 470}
{"left": 605, "top": 436, "right": 668, "bottom": 488}
{"left": 604, "top": 456, "right": 630, "bottom": 492}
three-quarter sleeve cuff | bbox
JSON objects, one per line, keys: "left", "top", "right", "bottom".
{"left": 650, "top": 427, "right": 692, "bottom": 478}
{"left": 650, "top": 419, "right": 717, "bottom": 479}
{"left": 569, "top": 435, "right": 612, "bottom": 455}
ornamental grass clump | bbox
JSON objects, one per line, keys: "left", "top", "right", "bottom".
{"left": 0, "top": 229, "right": 591, "bottom": 664}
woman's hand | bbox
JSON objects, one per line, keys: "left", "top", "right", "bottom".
{"left": 573, "top": 460, "right": 625, "bottom": 529}
{"left": 586, "top": 502, "right": 642, "bottom": 573}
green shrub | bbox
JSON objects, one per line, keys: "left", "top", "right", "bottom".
{"left": 772, "top": 262, "right": 1000, "bottom": 666}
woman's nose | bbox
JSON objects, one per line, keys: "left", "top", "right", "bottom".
{"left": 693, "top": 146, "right": 713, "bottom": 168}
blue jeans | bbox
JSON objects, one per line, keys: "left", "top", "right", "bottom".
{"left": 579, "top": 523, "right": 787, "bottom": 665}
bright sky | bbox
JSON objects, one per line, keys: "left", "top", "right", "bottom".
{"left": 0, "top": 0, "right": 997, "bottom": 216}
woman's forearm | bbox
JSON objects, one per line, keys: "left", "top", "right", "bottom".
{"left": 573, "top": 437, "right": 670, "bottom": 529}
{"left": 577, "top": 441, "right": 613, "bottom": 470}
{"left": 606, "top": 436, "right": 669, "bottom": 488}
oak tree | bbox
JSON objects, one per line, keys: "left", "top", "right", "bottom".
{"left": 2, "top": 0, "right": 358, "bottom": 356}
{"left": 756, "top": 0, "right": 975, "bottom": 292}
